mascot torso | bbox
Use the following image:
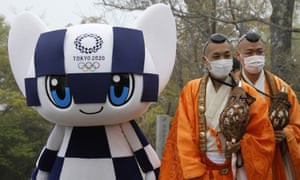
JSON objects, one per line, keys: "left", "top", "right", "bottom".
{"left": 8, "top": 4, "right": 176, "bottom": 180}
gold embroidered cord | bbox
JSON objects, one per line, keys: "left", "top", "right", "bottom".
{"left": 198, "top": 74, "right": 208, "bottom": 153}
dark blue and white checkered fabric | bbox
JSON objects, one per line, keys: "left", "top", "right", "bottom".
{"left": 32, "top": 120, "right": 160, "bottom": 180}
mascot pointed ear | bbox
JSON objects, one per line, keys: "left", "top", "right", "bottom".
{"left": 135, "top": 4, "right": 177, "bottom": 94}
{"left": 8, "top": 12, "right": 48, "bottom": 96}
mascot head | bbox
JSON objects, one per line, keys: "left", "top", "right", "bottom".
{"left": 8, "top": 4, "right": 176, "bottom": 126}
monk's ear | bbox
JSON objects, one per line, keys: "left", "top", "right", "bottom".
{"left": 201, "top": 56, "right": 210, "bottom": 68}
{"left": 236, "top": 51, "right": 242, "bottom": 62}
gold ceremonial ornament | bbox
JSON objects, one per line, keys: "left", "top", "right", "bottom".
{"left": 219, "top": 81, "right": 255, "bottom": 160}
{"left": 269, "top": 86, "right": 291, "bottom": 130}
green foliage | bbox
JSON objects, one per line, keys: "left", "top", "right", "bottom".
{"left": 0, "top": 16, "right": 52, "bottom": 179}
{"left": 137, "top": 103, "right": 165, "bottom": 148}
{"left": 0, "top": 16, "right": 9, "bottom": 46}
{"left": 0, "top": 108, "right": 51, "bottom": 179}
{"left": 137, "top": 80, "right": 180, "bottom": 147}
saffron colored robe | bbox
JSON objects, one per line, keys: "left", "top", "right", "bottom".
{"left": 159, "top": 78, "right": 275, "bottom": 180}
{"left": 262, "top": 71, "right": 300, "bottom": 180}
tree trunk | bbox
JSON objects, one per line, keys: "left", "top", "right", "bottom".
{"left": 270, "top": 0, "right": 295, "bottom": 82}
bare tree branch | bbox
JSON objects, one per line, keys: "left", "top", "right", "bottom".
{"left": 172, "top": 8, "right": 300, "bottom": 33}
{"left": 96, "top": 0, "right": 300, "bottom": 33}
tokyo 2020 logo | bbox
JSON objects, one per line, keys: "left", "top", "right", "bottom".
{"left": 77, "top": 61, "right": 100, "bottom": 72}
{"left": 74, "top": 34, "right": 103, "bottom": 54}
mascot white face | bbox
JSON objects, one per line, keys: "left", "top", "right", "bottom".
{"left": 25, "top": 24, "right": 159, "bottom": 126}
{"left": 9, "top": 4, "right": 176, "bottom": 179}
{"left": 8, "top": 4, "right": 176, "bottom": 127}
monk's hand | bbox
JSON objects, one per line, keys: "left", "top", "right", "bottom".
{"left": 226, "top": 141, "right": 241, "bottom": 154}
{"left": 275, "top": 130, "right": 286, "bottom": 143}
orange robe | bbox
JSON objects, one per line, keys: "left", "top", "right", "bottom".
{"left": 159, "top": 78, "right": 275, "bottom": 180}
{"left": 263, "top": 71, "right": 300, "bottom": 180}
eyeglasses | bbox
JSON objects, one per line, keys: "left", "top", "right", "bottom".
{"left": 202, "top": 33, "right": 228, "bottom": 54}
{"left": 238, "top": 31, "right": 261, "bottom": 44}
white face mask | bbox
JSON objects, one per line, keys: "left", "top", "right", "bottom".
{"left": 244, "top": 55, "right": 265, "bottom": 74}
{"left": 206, "top": 58, "right": 233, "bottom": 79}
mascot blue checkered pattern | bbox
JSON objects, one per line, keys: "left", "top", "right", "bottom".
{"left": 8, "top": 3, "right": 176, "bottom": 180}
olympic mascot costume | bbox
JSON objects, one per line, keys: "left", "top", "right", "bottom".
{"left": 8, "top": 3, "right": 176, "bottom": 180}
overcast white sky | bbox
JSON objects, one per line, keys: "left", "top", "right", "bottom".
{"left": 0, "top": 0, "right": 140, "bottom": 29}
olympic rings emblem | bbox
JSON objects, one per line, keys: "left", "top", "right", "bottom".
{"left": 78, "top": 62, "right": 100, "bottom": 72}
{"left": 74, "top": 33, "right": 103, "bottom": 54}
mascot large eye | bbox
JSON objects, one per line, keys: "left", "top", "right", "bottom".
{"left": 46, "top": 75, "right": 71, "bottom": 108}
{"left": 109, "top": 74, "right": 134, "bottom": 106}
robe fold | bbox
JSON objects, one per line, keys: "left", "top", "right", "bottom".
{"left": 159, "top": 77, "right": 275, "bottom": 180}
{"left": 263, "top": 72, "right": 300, "bottom": 180}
